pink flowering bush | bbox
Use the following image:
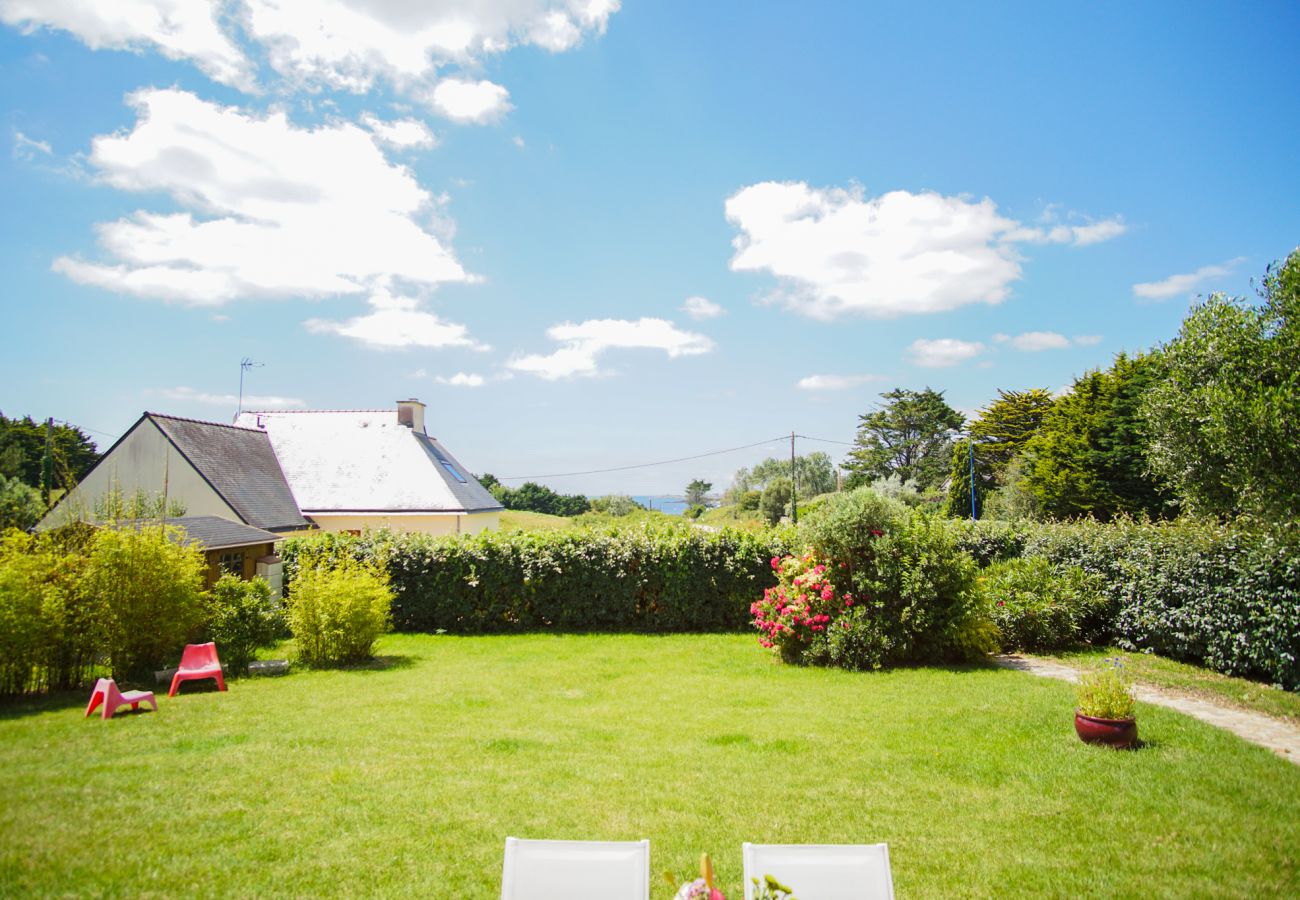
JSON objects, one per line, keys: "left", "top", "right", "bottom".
{"left": 751, "top": 551, "right": 857, "bottom": 663}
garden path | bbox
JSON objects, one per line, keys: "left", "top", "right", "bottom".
{"left": 994, "top": 654, "right": 1300, "bottom": 766}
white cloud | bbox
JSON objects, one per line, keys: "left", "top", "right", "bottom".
{"left": 0, "top": 0, "right": 255, "bottom": 90}
{"left": 681, "top": 295, "right": 725, "bottom": 320}
{"left": 725, "top": 181, "right": 1125, "bottom": 320}
{"left": 304, "top": 288, "right": 487, "bottom": 351}
{"left": 508, "top": 317, "right": 714, "bottom": 380}
{"left": 360, "top": 113, "right": 436, "bottom": 149}
{"left": 12, "top": 130, "right": 51, "bottom": 159}
{"left": 1073, "top": 334, "right": 1103, "bottom": 346}
{"left": 427, "top": 78, "right": 512, "bottom": 123}
{"left": 512, "top": 135, "right": 527, "bottom": 149}
{"left": 991, "top": 333, "right": 1010, "bottom": 344}
{"left": 796, "top": 374, "right": 883, "bottom": 391}
{"left": 1009, "top": 331, "right": 1071, "bottom": 352}
{"left": 435, "top": 372, "right": 486, "bottom": 387}
{"left": 52, "top": 89, "right": 468, "bottom": 306}
{"left": 1133, "top": 258, "right": 1246, "bottom": 301}
{"left": 908, "top": 338, "right": 985, "bottom": 368}
{"left": 153, "top": 386, "right": 305, "bottom": 408}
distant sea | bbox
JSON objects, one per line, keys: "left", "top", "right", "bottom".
{"left": 628, "top": 495, "right": 690, "bottom": 516}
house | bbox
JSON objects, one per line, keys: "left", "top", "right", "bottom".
{"left": 233, "top": 400, "right": 501, "bottom": 536}
{"left": 119, "top": 515, "right": 286, "bottom": 595}
{"left": 39, "top": 413, "right": 310, "bottom": 534}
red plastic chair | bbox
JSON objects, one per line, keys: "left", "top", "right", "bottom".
{"left": 169, "top": 642, "right": 227, "bottom": 697}
{"left": 85, "top": 678, "right": 157, "bottom": 720}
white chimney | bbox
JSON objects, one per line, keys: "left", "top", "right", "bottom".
{"left": 396, "top": 398, "right": 426, "bottom": 434}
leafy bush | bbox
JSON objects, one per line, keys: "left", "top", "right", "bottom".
{"left": 286, "top": 557, "right": 392, "bottom": 665}
{"left": 0, "top": 532, "right": 58, "bottom": 696}
{"left": 206, "top": 575, "right": 282, "bottom": 674}
{"left": 947, "top": 518, "right": 1030, "bottom": 567}
{"left": 0, "top": 476, "right": 45, "bottom": 531}
{"left": 980, "top": 557, "right": 1107, "bottom": 652}
{"left": 588, "top": 494, "right": 642, "bottom": 516}
{"left": 283, "top": 523, "right": 791, "bottom": 635}
{"left": 751, "top": 551, "right": 851, "bottom": 663}
{"left": 1076, "top": 657, "right": 1136, "bottom": 719}
{"left": 82, "top": 524, "right": 207, "bottom": 680}
{"left": 788, "top": 489, "right": 992, "bottom": 669}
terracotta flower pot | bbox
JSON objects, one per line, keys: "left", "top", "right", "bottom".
{"left": 1074, "top": 710, "right": 1137, "bottom": 749}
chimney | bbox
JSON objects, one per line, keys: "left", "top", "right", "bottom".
{"left": 396, "top": 398, "right": 426, "bottom": 434}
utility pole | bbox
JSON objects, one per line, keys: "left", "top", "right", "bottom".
{"left": 41, "top": 417, "right": 54, "bottom": 506}
{"left": 968, "top": 435, "right": 977, "bottom": 522}
{"left": 790, "top": 431, "right": 798, "bottom": 525}
{"left": 237, "top": 357, "right": 264, "bottom": 418}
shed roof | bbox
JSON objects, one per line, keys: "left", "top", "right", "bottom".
{"left": 162, "top": 515, "right": 284, "bottom": 551}
{"left": 234, "top": 410, "right": 501, "bottom": 514}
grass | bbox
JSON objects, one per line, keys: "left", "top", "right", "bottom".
{"left": 1040, "top": 646, "right": 1300, "bottom": 724}
{"left": 2, "top": 634, "right": 1298, "bottom": 897}
{"left": 698, "top": 503, "right": 767, "bottom": 529}
{"left": 498, "top": 509, "right": 575, "bottom": 531}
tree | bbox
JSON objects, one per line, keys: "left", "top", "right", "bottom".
{"left": 685, "top": 479, "right": 712, "bottom": 507}
{"left": 759, "top": 477, "right": 792, "bottom": 525}
{"left": 496, "top": 481, "right": 591, "bottom": 517}
{"left": 0, "top": 414, "right": 99, "bottom": 493}
{"left": 1024, "top": 352, "right": 1172, "bottom": 520}
{"left": 945, "top": 388, "right": 1054, "bottom": 517}
{"left": 843, "top": 388, "right": 963, "bottom": 490}
{"left": 944, "top": 438, "right": 988, "bottom": 519}
{"left": 1142, "top": 249, "right": 1300, "bottom": 520}
{"left": 725, "top": 452, "right": 836, "bottom": 501}
{"left": 589, "top": 494, "right": 642, "bottom": 516}
{"left": 0, "top": 476, "right": 45, "bottom": 531}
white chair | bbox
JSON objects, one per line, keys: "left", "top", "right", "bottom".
{"left": 742, "top": 843, "right": 894, "bottom": 900}
{"left": 500, "top": 837, "right": 650, "bottom": 900}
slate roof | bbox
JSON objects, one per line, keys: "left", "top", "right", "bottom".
{"left": 159, "top": 516, "right": 283, "bottom": 551}
{"left": 148, "top": 414, "right": 309, "bottom": 531}
{"left": 233, "top": 409, "right": 502, "bottom": 514}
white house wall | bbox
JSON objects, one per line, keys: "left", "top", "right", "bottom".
{"left": 41, "top": 419, "right": 239, "bottom": 528}
{"left": 306, "top": 510, "right": 500, "bottom": 536}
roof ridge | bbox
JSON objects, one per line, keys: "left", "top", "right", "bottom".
{"left": 243, "top": 408, "right": 394, "bottom": 414}
{"left": 148, "top": 412, "right": 263, "bottom": 433}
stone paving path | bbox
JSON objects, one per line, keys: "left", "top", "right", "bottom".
{"left": 993, "top": 654, "right": 1300, "bottom": 766}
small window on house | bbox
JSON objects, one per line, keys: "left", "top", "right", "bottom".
{"left": 218, "top": 552, "right": 244, "bottom": 576}
{"left": 429, "top": 445, "right": 468, "bottom": 483}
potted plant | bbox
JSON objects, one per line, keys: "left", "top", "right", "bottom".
{"left": 1074, "top": 657, "right": 1137, "bottom": 749}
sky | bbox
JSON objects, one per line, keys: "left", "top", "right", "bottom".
{"left": 2, "top": 1, "right": 1298, "bottom": 497}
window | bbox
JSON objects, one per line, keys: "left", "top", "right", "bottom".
{"left": 429, "top": 445, "right": 468, "bottom": 483}
{"left": 218, "top": 552, "right": 244, "bottom": 576}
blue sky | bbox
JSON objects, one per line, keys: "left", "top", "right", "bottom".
{"left": 3, "top": 1, "right": 1298, "bottom": 496}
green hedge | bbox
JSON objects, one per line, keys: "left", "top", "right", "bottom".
{"left": 282, "top": 523, "right": 793, "bottom": 634}
{"left": 957, "top": 517, "right": 1300, "bottom": 690}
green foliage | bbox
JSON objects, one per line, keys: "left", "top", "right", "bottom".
{"left": 947, "top": 389, "right": 1054, "bottom": 518}
{"left": 737, "top": 490, "right": 761, "bottom": 511}
{"left": 843, "top": 387, "right": 963, "bottom": 490}
{"left": 759, "top": 477, "right": 792, "bottom": 525}
{"left": 685, "top": 479, "right": 712, "bottom": 508}
{"left": 980, "top": 558, "right": 1108, "bottom": 652}
{"left": 944, "top": 438, "right": 989, "bottom": 519}
{"left": 0, "top": 476, "right": 45, "bottom": 531}
{"left": 0, "top": 532, "right": 59, "bottom": 696}
{"left": 1076, "top": 658, "right": 1136, "bottom": 719}
{"left": 1023, "top": 353, "right": 1173, "bottom": 520}
{"left": 286, "top": 557, "right": 392, "bottom": 666}
{"left": 790, "top": 489, "right": 991, "bottom": 669}
{"left": 1142, "top": 249, "right": 1300, "bottom": 520}
{"left": 82, "top": 525, "right": 207, "bottom": 680}
{"left": 92, "top": 485, "right": 187, "bottom": 522}
{"left": 485, "top": 479, "right": 590, "bottom": 517}
{"left": 979, "top": 455, "right": 1041, "bottom": 522}
{"left": 282, "top": 522, "right": 792, "bottom": 635}
{"left": 946, "top": 518, "right": 1030, "bottom": 567}
{"left": 728, "top": 452, "right": 836, "bottom": 500}
{"left": 206, "top": 575, "right": 282, "bottom": 674}
{"left": 588, "top": 494, "right": 643, "bottom": 516}
{"left": 0, "top": 413, "right": 99, "bottom": 494}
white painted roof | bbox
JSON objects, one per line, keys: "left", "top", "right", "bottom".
{"left": 233, "top": 410, "right": 501, "bottom": 514}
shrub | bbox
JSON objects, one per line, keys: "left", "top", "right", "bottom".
{"left": 82, "top": 524, "right": 207, "bottom": 680}
{"left": 286, "top": 558, "right": 392, "bottom": 666}
{"left": 786, "top": 489, "right": 991, "bottom": 669}
{"left": 206, "top": 575, "right": 282, "bottom": 674}
{"left": 750, "top": 551, "right": 852, "bottom": 664}
{"left": 980, "top": 557, "right": 1107, "bottom": 652}
{"left": 0, "top": 531, "right": 58, "bottom": 696}
{"left": 947, "top": 518, "right": 1030, "bottom": 567}
{"left": 1076, "top": 657, "right": 1136, "bottom": 719}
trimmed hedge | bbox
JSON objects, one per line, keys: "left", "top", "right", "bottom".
{"left": 958, "top": 517, "right": 1300, "bottom": 690}
{"left": 282, "top": 523, "right": 793, "bottom": 634}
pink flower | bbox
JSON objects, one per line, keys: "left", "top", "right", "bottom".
{"left": 771, "top": 556, "right": 781, "bottom": 569}
{"left": 821, "top": 586, "right": 834, "bottom": 601}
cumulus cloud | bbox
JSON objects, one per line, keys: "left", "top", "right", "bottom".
{"left": 1133, "top": 258, "right": 1246, "bottom": 301}
{"left": 1073, "top": 334, "right": 1103, "bottom": 346}
{"left": 796, "top": 374, "right": 884, "bottom": 391}
{"left": 427, "top": 78, "right": 512, "bottom": 123}
{"left": 1009, "top": 331, "right": 1071, "bottom": 352}
{"left": 51, "top": 89, "right": 468, "bottom": 306}
{"left": 908, "top": 338, "right": 985, "bottom": 368}
{"left": 360, "top": 113, "right": 436, "bottom": 149}
{"left": 435, "top": 372, "right": 486, "bottom": 387}
{"left": 681, "top": 295, "right": 724, "bottom": 320}
{"left": 303, "top": 288, "right": 488, "bottom": 350}
{"left": 152, "top": 386, "right": 305, "bottom": 408}
{"left": 508, "top": 317, "right": 713, "bottom": 380}
{"left": 725, "top": 181, "right": 1125, "bottom": 320}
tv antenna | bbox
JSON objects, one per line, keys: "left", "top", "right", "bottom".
{"left": 237, "top": 357, "right": 264, "bottom": 417}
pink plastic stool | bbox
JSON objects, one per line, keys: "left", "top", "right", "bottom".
{"left": 169, "top": 643, "right": 226, "bottom": 697}
{"left": 85, "top": 678, "right": 157, "bottom": 720}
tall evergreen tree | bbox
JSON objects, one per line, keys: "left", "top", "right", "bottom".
{"left": 844, "top": 388, "right": 963, "bottom": 490}
{"left": 945, "top": 388, "right": 1055, "bottom": 517}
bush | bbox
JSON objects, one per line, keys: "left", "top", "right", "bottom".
{"left": 980, "top": 557, "right": 1107, "bottom": 652}
{"left": 786, "top": 489, "right": 992, "bottom": 669}
{"left": 283, "top": 523, "right": 792, "bottom": 635}
{"left": 286, "top": 558, "right": 392, "bottom": 666}
{"left": 750, "top": 551, "right": 851, "bottom": 664}
{"left": 0, "top": 532, "right": 58, "bottom": 696}
{"left": 206, "top": 575, "right": 282, "bottom": 674}
{"left": 82, "top": 525, "right": 207, "bottom": 680}
{"left": 947, "top": 518, "right": 1030, "bottom": 567}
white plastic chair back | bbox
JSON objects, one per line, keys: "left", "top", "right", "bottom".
{"left": 500, "top": 837, "right": 650, "bottom": 900}
{"left": 742, "top": 843, "right": 894, "bottom": 900}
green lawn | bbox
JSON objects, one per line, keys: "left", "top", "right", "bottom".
{"left": 2, "top": 634, "right": 1298, "bottom": 898}
{"left": 1039, "top": 647, "right": 1300, "bottom": 724}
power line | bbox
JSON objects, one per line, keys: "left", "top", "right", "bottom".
{"left": 796, "top": 433, "right": 855, "bottom": 446}
{"left": 498, "top": 435, "right": 790, "bottom": 481}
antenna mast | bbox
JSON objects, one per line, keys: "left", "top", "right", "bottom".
{"left": 237, "top": 357, "right": 264, "bottom": 419}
